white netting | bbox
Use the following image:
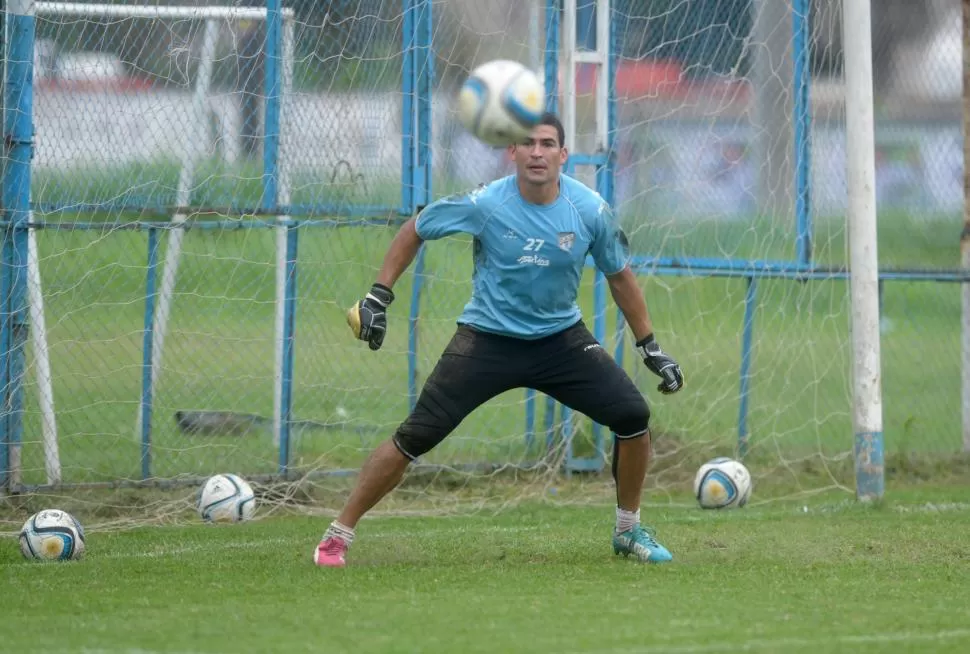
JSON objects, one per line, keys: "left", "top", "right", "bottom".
{"left": 1, "top": 1, "right": 965, "bottom": 532}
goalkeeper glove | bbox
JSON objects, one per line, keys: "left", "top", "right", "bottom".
{"left": 347, "top": 283, "right": 395, "bottom": 351}
{"left": 635, "top": 334, "right": 684, "bottom": 395}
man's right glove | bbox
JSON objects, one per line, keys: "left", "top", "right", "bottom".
{"left": 346, "top": 283, "right": 394, "bottom": 351}
{"left": 635, "top": 334, "right": 684, "bottom": 394}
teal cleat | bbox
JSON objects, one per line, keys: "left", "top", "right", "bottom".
{"left": 612, "top": 525, "right": 673, "bottom": 563}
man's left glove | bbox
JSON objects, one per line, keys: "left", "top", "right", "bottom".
{"left": 347, "top": 283, "right": 395, "bottom": 351}
{"left": 635, "top": 334, "right": 684, "bottom": 394}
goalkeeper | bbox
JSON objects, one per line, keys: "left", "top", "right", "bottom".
{"left": 315, "top": 113, "right": 684, "bottom": 567}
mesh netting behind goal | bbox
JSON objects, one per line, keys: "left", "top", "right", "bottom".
{"left": 1, "top": 0, "right": 965, "bottom": 532}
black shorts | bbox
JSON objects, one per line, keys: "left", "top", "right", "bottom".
{"left": 393, "top": 320, "right": 650, "bottom": 460}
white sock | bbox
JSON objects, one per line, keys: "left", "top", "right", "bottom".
{"left": 615, "top": 507, "right": 639, "bottom": 534}
{"left": 324, "top": 521, "right": 355, "bottom": 546}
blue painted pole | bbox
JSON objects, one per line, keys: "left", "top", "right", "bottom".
{"left": 738, "top": 277, "right": 758, "bottom": 458}
{"left": 561, "top": 405, "right": 574, "bottom": 468}
{"left": 262, "top": 0, "right": 282, "bottom": 212}
{"left": 792, "top": 0, "right": 812, "bottom": 265}
{"left": 588, "top": 261, "right": 606, "bottom": 462}
{"left": 576, "top": 1, "right": 596, "bottom": 50}
{"left": 544, "top": 0, "right": 560, "bottom": 113}
{"left": 262, "top": 0, "right": 289, "bottom": 472}
{"left": 855, "top": 431, "right": 885, "bottom": 500}
{"left": 0, "top": 258, "right": 8, "bottom": 488}
{"left": 401, "top": 0, "right": 416, "bottom": 214}
{"left": 141, "top": 228, "right": 160, "bottom": 480}
{"left": 544, "top": 394, "right": 557, "bottom": 453}
{"left": 1, "top": 1, "right": 36, "bottom": 491}
{"left": 406, "top": 0, "right": 433, "bottom": 411}
{"left": 407, "top": 243, "right": 426, "bottom": 411}
{"left": 613, "top": 307, "right": 625, "bottom": 365}
{"left": 524, "top": 388, "right": 537, "bottom": 452}
{"left": 593, "top": 0, "right": 621, "bottom": 469}
{"left": 278, "top": 224, "right": 299, "bottom": 475}
{"left": 530, "top": 0, "right": 559, "bottom": 456}
{"left": 415, "top": 0, "right": 433, "bottom": 208}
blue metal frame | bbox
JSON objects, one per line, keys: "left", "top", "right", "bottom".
{"left": 261, "top": 0, "right": 296, "bottom": 472}
{"left": 545, "top": 395, "right": 557, "bottom": 452}
{"left": 401, "top": 0, "right": 415, "bottom": 214}
{"left": 408, "top": 244, "right": 427, "bottom": 410}
{"left": 0, "top": 1, "right": 891, "bottom": 502}
{"left": 576, "top": 1, "right": 596, "bottom": 50}
{"left": 523, "top": 0, "right": 563, "bottom": 450}
{"left": 404, "top": 0, "right": 434, "bottom": 411}
{"left": 415, "top": 0, "right": 433, "bottom": 209}
{"left": 792, "top": 0, "right": 812, "bottom": 265}
{"left": 140, "top": 228, "right": 160, "bottom": 480}
{"left": 586, "top": 0, "right": 620, "bottom": 471}
{"left": 278, "top": 224, "right": 299, "bottom": 474}
{"left": 544, "top": 0, "right": 560, "bottom": 113}
{"left": 737, "top": 277, "right": 758, "bottom": 458}
{"left": 262, "top": 0, "right": 283, "bottom": 213}
{"left": 556, "top": 0, "right": 618, "bottom": 473}
{"left": 0, "top": 244, "right": 9, "bottom": 486}
{"left": 525, "top": 0, "right": 620, "bottom": 472}
{"left": 854, "top": 431, "right": 885, "bottom": 500}
{"left": 613, "top": 308, "right": 626, "bottom": 365}
{"left": 1, "top": 3, "right": 36, "bottom": 491}
{"left": 400, "top": 0, "right": 432, "bottom": 212}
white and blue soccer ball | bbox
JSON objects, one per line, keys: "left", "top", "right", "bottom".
{"left": 457, "top": 59, "right": 545, "bottom": 147}
{"left": 197, "top": 473, "right": 256, "bottom": 523}
{"left": 693, "top": 457, "right": 752, "bottom": 509}
{"left": 19, "top": 509, "right": 86, "bottom": 561}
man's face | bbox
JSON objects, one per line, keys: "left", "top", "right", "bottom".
{"left": 511, "top": 124, "right": 567, "bottom": 186}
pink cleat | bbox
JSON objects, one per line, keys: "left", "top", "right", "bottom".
{"left": 314, "top": 536, "right": 348, "bottom": 567}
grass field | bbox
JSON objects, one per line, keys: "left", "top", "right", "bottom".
{"left": 2, "top": 484, "right": 970, "bottom": 653}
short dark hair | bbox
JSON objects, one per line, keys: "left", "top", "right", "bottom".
{"left": 538, "top": 112, "right": 565, "bottom": 148}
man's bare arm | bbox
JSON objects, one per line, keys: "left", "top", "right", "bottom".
{"left": 606, "top": 266, "right": 684, "bottom": 394}
{"left": 376, "top": 217, "right": 423, "bottom": 290}
{"left": 607, "top": 266, "right": 653, "bottom": 341}
{"left": 347, "top": 218, "right": 424, "bottom": 350}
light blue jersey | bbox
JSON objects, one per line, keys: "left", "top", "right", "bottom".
{"left": 414, "top": 174, "right": 630, "bottom": 339}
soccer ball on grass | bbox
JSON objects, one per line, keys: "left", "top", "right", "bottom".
{"left": 693, "top": 457, "right": 752, "bottom": 509}
{"left": 197, "top": 473, "right": 256, "bottom": 523}
{"left": 19, "top": 509, "right": 86, "bottom": 561}
{"left": 457, "top": 59, "right": 545, "bottom": 147}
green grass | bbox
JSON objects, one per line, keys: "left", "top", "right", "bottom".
{"left": 2, "top": 485, "right": 970, "bottom": 653}
{"left": 32, "top": 159, "right": 404, "bottom": 213}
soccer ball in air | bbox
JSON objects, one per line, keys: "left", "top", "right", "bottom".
{"left": 19, "top": 509, "right": 86, "bottom": 561}
{"left": 197, "top": 473, "right": 256, "bottom": 523}
{"left": 693, "top": 457, "right": 752, "bottom": 509}
{"left": 457, "top": 59, "right": 545, "bottom": 147}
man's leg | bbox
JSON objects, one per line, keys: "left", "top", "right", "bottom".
{"left": 531, "top": 322, "right": 672, "bottom": 563}
{"left": 315, "top": 326, "right": 524, "bottom": 566}
{"left": 335, "top": 440, "right": 410, "bottom": 530}
{"left": 613, "top": 431, "right": 650, "bottom": 513}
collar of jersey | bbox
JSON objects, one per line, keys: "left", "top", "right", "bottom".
{"left": 513, "top": 174, "right": 565, "bottom": 210}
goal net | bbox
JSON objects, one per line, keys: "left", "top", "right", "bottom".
{"left": 14, "top": 2, "right": 305, "bottom": 505}
{"left": 1, "top": 0, "right": 964, "bottom": 530}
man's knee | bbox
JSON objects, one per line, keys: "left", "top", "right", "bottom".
{"left": 392, "top": 423, "right": 450, "bottom": 460}
{"left": 392, "top": 381, "right": 463, "bottom": 460}
{"left": 609, "top": 398, "right": 650, "bottom": 440}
